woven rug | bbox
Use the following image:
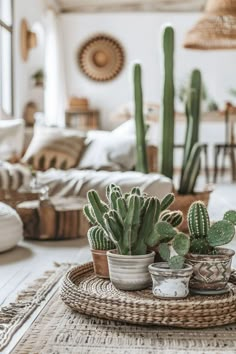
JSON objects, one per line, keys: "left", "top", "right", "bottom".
{"left": 0, "top": 263, "right": 71, "bottom": 351}
{"left": 11, "top": 287, "right": 236, "bottom": 354}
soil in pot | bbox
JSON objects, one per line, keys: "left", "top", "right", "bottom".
{"left": 185, "top": 248, "right": 235, "bottom": 295}
{"left": 91, "top": 249, "right": 113, "bottom": 279}
{"left": 148, "top": 262, "right": 193, "bottom": 299}
{"left": 107, "top": 250, "right": 155, "bottom": 291}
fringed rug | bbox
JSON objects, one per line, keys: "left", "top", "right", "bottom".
{"left": 0, "top": 263, "right": 71, "bottom": 351}
{"left": 11, "top": 291, "right": 236, "bottom": 354}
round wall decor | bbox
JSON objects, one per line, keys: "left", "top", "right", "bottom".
{"left": 78, "top": 34, "right": 125, "bottom": 82}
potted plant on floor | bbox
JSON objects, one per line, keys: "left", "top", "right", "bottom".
{"left": 87, "top": 225, "right": 116, "bottom": 278}
{"left": 185, "top": 201, "right": 236, "bottom": 294}
{"left": 149, "top": 227, "right": 193, "bottom": 298}
{"left": 159, "top": 26, "right": 211, "bottom": 231}
{"left": 84, "top": 184, "right": 183, "bottom": 290}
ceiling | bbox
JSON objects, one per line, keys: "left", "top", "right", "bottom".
{"left": 56, "top": 0, "right": 206, "bottom": 13}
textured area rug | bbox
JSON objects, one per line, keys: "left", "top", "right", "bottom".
{"left": 0, "top": 263, "right": 70, "bottom": 351}
{"left": 12, "top": 291, "right": 236, "bottom": 354}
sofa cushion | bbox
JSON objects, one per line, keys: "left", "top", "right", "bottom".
{"left": 22, "top": 126, "right": 86, "bottom": 171}
{"left": 78, "top": 130, "right": 136, "bottom": 171}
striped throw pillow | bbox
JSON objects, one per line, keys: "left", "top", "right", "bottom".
{"left": 22, "top": 126, "right": 86, "bottom": 171}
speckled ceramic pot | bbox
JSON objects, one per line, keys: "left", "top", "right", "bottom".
{"left": 107, "top": 250, "right": 155, "bottom": 291}
{"left": 148, "top": 262, "right": 193, "bottom": 299}
{"left": 185, "top": 248, "right": 235, "bottom": 293}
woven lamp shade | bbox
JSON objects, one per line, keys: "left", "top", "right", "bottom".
{"left": 184, "top": 0, "right": 236, "bottom": 50}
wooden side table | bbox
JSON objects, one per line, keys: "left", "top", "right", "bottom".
{"left": 65, "top": 109, "right": 100, "bottom": 130}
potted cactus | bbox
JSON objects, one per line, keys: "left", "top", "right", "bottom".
{"left": 84, "top": 184, "right": 183, "bottom": 291}
{"left": 87, "top": 225, "right": 116, "bottom": 278}
{"left": 185, "top": 201, "right": 236, "bottom": 294}
{"left": 148, "top": 227, "right": 192, "bottom": 298}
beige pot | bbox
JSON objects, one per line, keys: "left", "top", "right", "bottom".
{"left": 186, "top": 248, "right": 235, "bottom": 293}
{"left": 107, "top": 250, "right": 155, "bottom": 291}
{"left": 91, "top": 249, "right": 111, "bottom": 279}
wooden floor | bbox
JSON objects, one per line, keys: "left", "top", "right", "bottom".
{"left": 1, "top": 182, "right": 236, "bottom": 353}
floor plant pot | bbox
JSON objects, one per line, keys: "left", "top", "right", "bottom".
{"left": 185, "top": 248, "right": 235, "bottom": 294}
{"left": 107, "top": 250, "right": 155, "bottom": 291}
{"left": 91, "top": 249, "right": 114, "bottom": 279}
{"left": 148, "top": 262, "right": 193, "bottom": 299}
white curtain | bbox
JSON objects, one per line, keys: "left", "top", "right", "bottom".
{"left": 44, "top": 9, "right": 66, "bottom": 127}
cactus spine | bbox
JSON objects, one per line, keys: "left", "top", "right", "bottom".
{"left": 159, "top": 25, "right": 175, "bottom": 179}
{"left": 179, "top": 69, "right": 202, "bottom": 194}
{"left": 84, "top": 185, "right": 184, "bottom": 257}
{"left": 187, "top": 201, "right": 236, "bottom": 254}
{"left": 133, "top": 63, "right": 148, "bottom": 174}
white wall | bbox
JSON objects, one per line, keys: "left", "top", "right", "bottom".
{"left": 13, "top": 0, "right": 46, "bottom": 118}
{"left": 61, "top": 12, "right": 236, "bottom": 130}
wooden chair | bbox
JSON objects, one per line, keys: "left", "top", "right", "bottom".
{"left": 213, "top": 103, "right": 236, "bottom": 183}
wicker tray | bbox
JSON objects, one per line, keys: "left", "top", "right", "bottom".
{"left": 60, "top": 262, "right": 236, "bottom": 328}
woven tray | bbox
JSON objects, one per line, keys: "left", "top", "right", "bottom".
{"left": 60, "top": 263, "right": 236, "bottom": 328}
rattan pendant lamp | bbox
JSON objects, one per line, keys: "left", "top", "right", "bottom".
{"left": 184, "top": 0, "right": 236, "bottom": 49}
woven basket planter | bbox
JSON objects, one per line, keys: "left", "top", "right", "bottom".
{"left": 60, "top": 263, "right": 236, "bottom": 328}
{"left": 170, "top": 190, "right": 212, "bottom": 232}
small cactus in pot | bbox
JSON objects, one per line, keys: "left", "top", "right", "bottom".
{"left": 186, "top": 201, "right": 236, "bottom": 294}
{"left": 148, "top": 226, "right": 193, "bottom": 299}
{"left": 84, "top": 184, "right": 184, "bottom": 290}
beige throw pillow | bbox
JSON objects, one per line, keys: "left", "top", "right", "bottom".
{"left": 22, "top": 126, "right": 86, "bottom": 171}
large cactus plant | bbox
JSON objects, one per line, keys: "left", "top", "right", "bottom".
{"left": 133, "top": 63, "right": 148, "bottom": 174}
{"left": 159, "top": 25, "right": 175, "bottom": 179}
{"left": 84, "top": 184, "right": 184, "bottom": 258}
{"left": 187, "top": 201, "right": 236, "bottom": 254}
{"left": 179, "top": 69, "right": 202, "bottom": 194}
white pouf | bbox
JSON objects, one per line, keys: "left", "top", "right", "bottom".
{"left": 0, "top": 202, "right": 23, "bottom": 252}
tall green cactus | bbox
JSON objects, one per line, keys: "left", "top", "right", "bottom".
{"left": 159, "top": 25, "right": 175, "bottom": 179}
{"left": 133, "top": 63, "right": 148, "bottom": 174}
{"left": 179, "top": 69, "right": 202, "bottom": 194}
{"left": 84, "top": 184, "right": 183, "bottom": 256}
{"left": 187, "top": 201, "right": 236, "bottom": 254}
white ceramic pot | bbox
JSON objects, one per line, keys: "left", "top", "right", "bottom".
{"left": 107, "top": 250, "right": 155, "bottom": 291}
{"left": 148, "top": 262, "right": 193, "bottom": 299}
{"left": 0, "top": 202, "right": 23, "bottom": 252}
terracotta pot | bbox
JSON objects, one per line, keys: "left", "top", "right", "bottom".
{"left": 107, "top": 250, "right": 155, "bottom": 291}
{"left": 170, "top": 189, "right": 212, "bottom": 232}
{"left": 148, "top": 262, "right": 193, "bottom": 299}
{"left": 185, "top": 248, "right": 235, "bottom": 293}
{"left": 91, "top": 249, "right": 112, "bottom": 279}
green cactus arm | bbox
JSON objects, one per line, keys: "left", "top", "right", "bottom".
{"left": 169, "top": 255, "right": 185, "bottom": 270}
{"left": 83, "top": 204, "right": 96, "bottom": 225}
{"left": 139, "top": 197, "right": 157, "bottom": 239}
{"left": 179, "top": 142, "right": 201, "bottom": 194}
{"left": 161, "top": 210, "right": 183, "bottom": 228}
{"left": 131, "top": 187, "right": 142, "bottom": 195}
{"left": 160, "top": 193, "right": 175, "bottom": 211}
{"left": 159, "top": 25, "right": 175, "bottom": 179}
{"left": 172, "top": 232, "right": 190, "bottom": 256}
{"left": 207, "top": 220, "right": 235, "bottom": 247}
{"left": 187, "top": 201, "right": 210, "bottom": 238}
{"left": 147, "top": 221, "right": 176, "bottom": 247}
{"left": 158, "top": 243, "right": 170, "bottom": 261}
{"left": 223, "top": 210, "right": 236, "bottom": 225}
{"left": 103, "top": 213, "right": 125, "bottom": 254}
{"left": 133, "top": 63, "right": 148, "bottom": 174}
{"left": 87, "top": 190, "right": 109, "bottom": 228}
{"left": 116, "top": 197, "right": 128, "bottom": 220}
{"left": 124, "top": 195, "right": 141, "bottom": 254}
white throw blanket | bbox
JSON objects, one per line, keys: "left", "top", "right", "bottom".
{"left": 37, "top": 169, "right": 172, "bottom": 199}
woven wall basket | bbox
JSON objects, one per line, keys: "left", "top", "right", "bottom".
{"left": 78, "top": 34, "right": 125, "bottom": 81}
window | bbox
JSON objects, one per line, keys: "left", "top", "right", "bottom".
{"left": 0, "top": 0, "right": 13, "bottom": 114}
